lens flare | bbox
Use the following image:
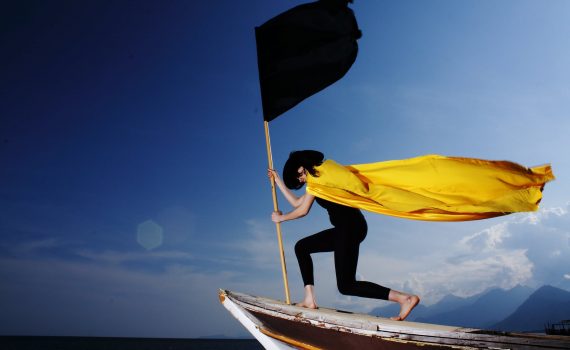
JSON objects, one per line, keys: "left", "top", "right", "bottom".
{"left": 137, "top": 220, "right": 163, "bottom": 250}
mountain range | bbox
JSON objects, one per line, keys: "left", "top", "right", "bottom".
{"left": 369, "top": 285, "right": 570, "bottom": 332}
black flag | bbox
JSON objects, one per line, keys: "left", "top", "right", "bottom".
{"left": 255, "top": 0, "right": 361, "bottom": 121}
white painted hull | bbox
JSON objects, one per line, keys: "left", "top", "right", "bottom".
{"left": 220, "top": 289, "right": 295, "bottom": 349}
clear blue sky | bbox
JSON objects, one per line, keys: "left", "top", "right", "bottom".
{"left": 1, "top": 0, "right": 569, "bottom": 339}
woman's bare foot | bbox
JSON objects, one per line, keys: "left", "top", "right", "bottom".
{"left": 396, "top": 295, "right": 420, "bottom": 321}
{"left": 296, "top": 285, "right": 318, "bottom": 309}
{"left": 295, "top": 300, "right": 318, "bottom": 309}
{"left": 388, "top": 290, "right": 420, "bottom": 321}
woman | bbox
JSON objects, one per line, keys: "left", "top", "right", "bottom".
{"left": 269, "top": 150, "right": 553, "bottom": 320}
{"left": 269, "top": 150, "right": 420, "bottom": 321}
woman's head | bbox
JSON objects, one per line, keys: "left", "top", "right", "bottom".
{"left": 283, "top": 150, "right": 324, "bottom": 189}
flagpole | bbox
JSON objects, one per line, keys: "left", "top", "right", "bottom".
{"left": 264, "top": 120, "right": 291, "bottom": 305}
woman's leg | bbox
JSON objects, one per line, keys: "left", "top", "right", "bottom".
{"left": 294, "top": 228, "right": 336, "bottom": 308}
{"left": 333, "top": 227, "right": 391, "bottom": 300}
{"left": 295, "top": 228, "right": 336, "bottom": 286}
{"left": 333, "top": 226, "right": 420, "bottom": 320}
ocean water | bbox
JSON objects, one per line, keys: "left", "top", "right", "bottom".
{"left": 0, "top": 337, "right": 264, "bottom": 350}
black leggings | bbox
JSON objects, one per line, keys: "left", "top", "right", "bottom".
{"left": 294, "top": 225, "right": 391, "bottom": 300}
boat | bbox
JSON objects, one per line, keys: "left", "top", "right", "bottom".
{"left": 219, "top": 289, "right": 570, "bottom": 350}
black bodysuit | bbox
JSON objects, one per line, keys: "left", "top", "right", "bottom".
{"left": 294, "top": 197, "right": 391, "bottom": 300}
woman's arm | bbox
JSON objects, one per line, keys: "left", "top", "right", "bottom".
{"left": 268, "top": 169, "right": 303, "bottom": 208}
{"left": 272, "top": 193, "right": 315, "bottom": 223}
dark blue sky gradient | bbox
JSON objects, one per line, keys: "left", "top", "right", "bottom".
{"left": 2, "top": 1, "right": 265, "bottom": 247}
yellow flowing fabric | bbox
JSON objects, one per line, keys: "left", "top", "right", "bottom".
{"left": 305, "top": 155, "right": 554, "bottom": 222}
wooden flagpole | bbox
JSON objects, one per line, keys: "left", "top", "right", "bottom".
{"left": 264, "top": 120, "right": 291, "bottom": 305}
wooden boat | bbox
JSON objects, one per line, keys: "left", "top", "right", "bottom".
{"left": 219, "top": 289, "right": 570, "bottom": 350}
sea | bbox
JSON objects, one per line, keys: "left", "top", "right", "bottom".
{"left": 0, "top": 337, "right": 264, "bottom": 350}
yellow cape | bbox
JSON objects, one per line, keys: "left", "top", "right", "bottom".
{"left": 306, "top": 155, "right": 554, "bottom": 222}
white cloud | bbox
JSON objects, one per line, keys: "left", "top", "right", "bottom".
{"left": 0, "top": 223, "right": 295, "bottom": 339}
{"left": 0, "top": 255, "right": 253, "bottom": 338}
{"left": 230, "top": 219, "right": 281, "bottom": 269}
{"left": 407, "top": 249, "right": 533, "bottom": 302}
{"left": 3, "top": 238, "right": 63, "bottom": 255}
{"left": 350, "top": 205, "right": 570, "bottom": 308}
{"left": 75, "top": 249, "right": 194, "bottom": 264}
{"left": 433, "top": 206, "right": 568, "bottom": 300}
{"left": 227, "top": 205, "right": 570, "bottom": 311}
{"left": 0, "top": 233, "right": 290, "bottom": 339}
{"left": 460, "top": 221, "right": 510, "bottom": 251}
{"left": 5, "top": 204, "right": 566, "bottom": 337}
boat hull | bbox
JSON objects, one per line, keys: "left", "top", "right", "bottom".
{"left": 250, "top": 309, "right": 452, "bottom": 350}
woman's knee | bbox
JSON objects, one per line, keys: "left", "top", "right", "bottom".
{"left": 337, "top": 279, "right": 356, "bottom": 296}
{"left": 294, "top": 240, "right": 307, "bottom": 256}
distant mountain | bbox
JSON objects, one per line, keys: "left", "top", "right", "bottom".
{"left": 492, "top": 285, "right": 570, "bottom": 332}
{"left": 369, "top": 285, "right": 535, "bottom": 329}
{"left": 370, "top": 287, "right": 491, "bottom": 322}
{"left": 435, "top": 293, "right": 478, "bottom": 314}
{"left": 369, "top": 294, "right": 481, "bottom": 322}
{"left": 370, "top": 302, "right": 428, "bottom": 321}
{"left": 416, "top": 285, "right": 534, "bottom": 328}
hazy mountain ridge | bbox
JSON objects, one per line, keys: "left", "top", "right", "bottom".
{"left": 491, "top": 285, "right": 570, "bottom": 332}
{"left": 369, "top": 287, "right": 488, "bottom": 321}
{"left": 369, "top": 285, "right": 570, "bottom": 332}
{"left": 416, "top": 285, "right": 534, "bottom": 328}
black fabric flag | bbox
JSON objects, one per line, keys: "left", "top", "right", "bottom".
{"left": 255, "top": 0, "right": 361, "bottom": 121}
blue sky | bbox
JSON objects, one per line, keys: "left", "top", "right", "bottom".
{"left": 1, "top": 0, "right": 570, "bottom": 339}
